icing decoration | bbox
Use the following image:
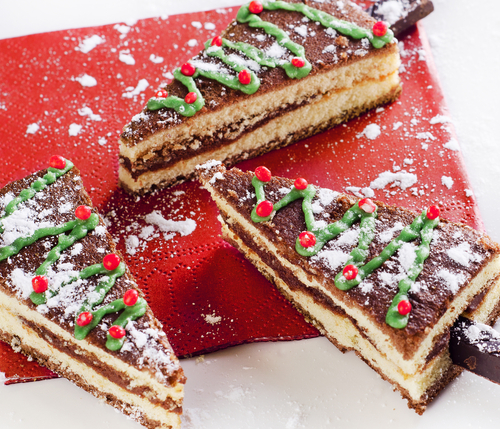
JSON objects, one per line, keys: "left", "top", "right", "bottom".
{"left": 342, "top": 265, "right": 358, "bottom": 281}
{"left": 185, "top": 92, "right": 197, "bottom": 104}
{"left": 211, "top": 36, "right": 223, "bottom": 47}
{"left": 49, "top": 155, "right": 66, "bottom": 170}
{"left": 248, "top": 0, "right": 264, "bottom": 14}
{"left": 255, "top": 166, "right": 271, "bottom": 182}
{"left": 109, "top": 325, "right": 126, "bottom": 339}
{"left": 372, "top": 21, "right": 388, "bottom": 37}
{"left": 250, "top": 170, "right": 439, "bottom": 329}
{"left": 75, "top": 205, "right": 92, "bottom": 220}
{"left": 0, "top": 157, "right": 146, "bottom": 350}
{"left": 294, "top": 178, "right": 308, "bottom": 190}
{"left": 299, "top": 231, "right": 316, "bottom": 248}
{"left": 397, "top": 300, "right": 412, "bottom": 316}
{"left": 155, "top": 89, "right": 168, "bottom": 98}
{"left": 147, "top": 0, "right": 393, "bottom": 117}
{"left": 123, "top": 289, "right": 139, "bottom": 306}
{"left": 103, "top": 253, "right": 121, "bottom": 271}
{"left": 77, "top": 312, "right": 93, "bottom": 327}
{"left": 32, "top": 276, "right": 49, "bottom": 293}
{"left": 238, "top": 69, "right": 252, "bottom": 85}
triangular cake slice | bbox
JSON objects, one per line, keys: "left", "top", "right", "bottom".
{"left": 0, "top": 157, "right": 185, "bottom": 429}
{"left": 119, "top": 0, "right": 401, "bottom": 194}
{"left": 199, "top": 162, "right": 500, "bottom": 413}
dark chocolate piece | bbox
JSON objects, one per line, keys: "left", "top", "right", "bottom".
{"left": 366, "top": 0, "right": 434, "bottom": 37}
{"left": 450, "top": 316, "right": 500, "bottom": 384}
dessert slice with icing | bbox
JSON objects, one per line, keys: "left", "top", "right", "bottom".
{"left": 119, "top": 0, "right": 401, "bottom": 193}
{"left": 199, "top": 162, "right": 500, "bottom": 413}
{"left": 0, "top": 157, "right": 185, "bottom": 429}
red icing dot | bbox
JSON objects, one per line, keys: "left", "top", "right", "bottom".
{"left": 291, "top": 57, "right": 305, "bottom": 68}
{"left": 238, "top": 69, "right": 251, "bottom": 85}
{"left": 76, "top": 312, "right": 93, "bottom": 327}
{"left": 49, "top": 155, "right": 66, "bottom": 170}
{"left": 299, "top": 231, "right": 316, "bottom": 248}
{"left": 32, "top": 275, "right": 48, "bottom": 293}
{"left": 372, "top": 21, "right": 388, "bottom": 37}
{"left": 109, "top": 325, "right": 126, "bottom": 339}
{"left": 256, "top": 200, "right": 273, "bottom": 217}
{"left": 398, "top": 300, "right": 412, "bottom": 316}
{"left": 359, "top": 198, "right": 376, "bottom": 214}
{"left": 255, "top": 166, "right": 271, "bottom": 182}
{"left": 103, "top": 253, "right": 120, "bottom": 271}
{"left": 427, "top": 205, "right": 440, "bottom": 220}
{"left": 181, "top": 62, "right": 196, "bottom": 76}
{"left": 75, "top": 205, "right": 92, "bottom": 220}
{"left": 343, "top": 265, "right": 358, "bottom": 281}
{"left": 248, "top": 1, "right": 264, "bottom": 14}
{"left": 155, "top": 89, "right": 168, "bottom": 98}
{"left": 185, "top": 92, "right": 197, "bottom": 104}
{"left": 211, "top": 36, "right": 223, "bottom": 47}
{"left": 294, "top": 178, "right": 308, "bottom": 190}
{"left": 123, "top": 289, "right": 139, "bottom": 306}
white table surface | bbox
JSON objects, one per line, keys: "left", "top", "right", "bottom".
{"left": 1, "top": 1, "right": 500, "bottom": 428}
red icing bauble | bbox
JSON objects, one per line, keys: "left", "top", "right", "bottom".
{"left": 256, "top": 200, "right": 273, "bottom": 217}
{"left": 32, "top": 276, "right": 49, "bottom": 293}
{"left": 299, "top": 231, "right": 316, "bottom": 248}
{"left": 373, "top": 21, "right": 388, "bottom": 37}
{"left": 427, "top": 205, "right": 440, "bottom": 220}
{"left": 343, "top": 265, "right": 358, "bottom": 281}
{"left": 103, "top": 253, "right": 121, "bottom": 271}
{"left": 155, "top": 89, "right": 168, "bottom": 98}
{"left": 123, "top": 289, "right": 139, "bottom": 306}
{"left": 185, "top": 92, "right": 197, "bottom": 104}
{"left": 398, "top": 300, "right": 412, "bottom": 316}
{"left": 291, "top": 57, "right": 305, "bottom": 68}
{"left": 75, "top": 205, "right": 92, "bottom": 220}
{"left": 255, "top": 166, "right": 271, "bottom": 182}
{"left": 248, "top": 1, "right": 264, "bottom": 14}
{"left": 76, "top": 312, "right": 93, "bottom": 327}
{"left": 238, "top": 69, "right": 251, "bottom": 85}
{"left": 109, "top": 325, "right": 126, "bottom": 339}
{"left": 359, "top": 198, "right": 376, "bottom": 214}
{"left": 180, "top": 62, "right": 196, "bottom": 76}
{"left": 49, "top": 155, "right": 66, "bottom": 170}
{"left": 211, "top": 36, "right": 223, "bottom": 47}
{"left": 294, "top": 178, "right": 308, "bottom": 190}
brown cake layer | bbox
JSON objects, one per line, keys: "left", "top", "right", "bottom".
{"left": 0, "top": 165, "right": 184, "bottom": 429}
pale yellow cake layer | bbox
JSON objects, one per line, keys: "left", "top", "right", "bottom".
{"left": 120, "top": 70, "right": 401, "bottom": 193}
{"left": 0, "top": 292, "right": 183, "bottom": 429}
{"left": 205, "top": 184, "right": 500, "bottom": 376}
{"left": 120, "top": 45, "right": 400, "bottom": 163}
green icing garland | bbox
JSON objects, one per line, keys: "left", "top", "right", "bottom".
{"left": 0, "top": 158, "right": 145, "bottom": 350}
{"left": 250, "top": 173, "right": 438, "bottom": 329}
{"left": 147, "top": 0, "right": 393, "bottom": 117}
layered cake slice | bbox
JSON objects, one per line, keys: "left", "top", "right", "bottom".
{"left": 119, "top": 0, "right": 401, "bottom": 194}
{"left": 0, "top": 157, "right": 185, "bottom": 429}
{"left": 199, "top": 163, "right": 500, "bottom": 413}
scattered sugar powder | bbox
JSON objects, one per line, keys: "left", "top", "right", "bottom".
{"left": 316, "top": 188, "right": 338, "bottom": 206}
{"left": 122, "top": 79, "right": 149, "bottom": 99}
{"left": 375, "top": 1, "right": 404, "bottom": 24}
{"left": 345, "top": 186, "right": 374, "bottom": 198}
{"left": 114, "top": 24, "right": 131, "bottom": 38}
{"left": 191, "top": 21, "right": 202, "bottom": 29}
{"left": 265, "top": 42, "right": 287, "bottom": 59}
{"left": 429, "top": 114, "right": 452, "bottom": 125}
{"left": 398, "top": 242, "right": 417, "bottom": 273}
{"left": 10, "top": 268, "right": 34, "bottom": 299}
{"left": 437, "top": 269, "right": 466, "bottom": 294}
{"left": 58, "top": 202, "right": 72, "bottom": 213}
{"left": 358, "top": 123, "right": 381, "bottom": 140}
{"left": 379, "top": 221, "right": 404, "bottom": 243}
{"left": 441, "top": 175, "right": 454, "bottom": 189}
{"left": 370, "top": 170, "right": 417, "bottom": 191}
{"left": 187, "top": 39, "right": 198, "bottom": 47}
{"left": 71, "top": 242, "right": 83, "bottom": 256}
{"left": 119, "top": 51, "right": 135, "bottom": 65}
{"left": 76, "top": 35, "right": 105, "bottom": 53}
{"left": 312, "top": 249, "right": 349, "bottom": 272}
{"left": 209, "top": 172, "right": 224, "bottom": 184}
{"left": 444, "top": 138, "right": 460, "bottom": 151}
{"left": 294, "top": 25, "right": 308, "bottom": 37}
{"left": 0, "top": 206, "right": 56, "bottom": 247}
{"left": 126, "top": 235, "right": 140, "bottom": 255}
{"left": 145, "top": 211, "right": 197, "bottom": 238}
{"left": 68, "top": 123, "right": 82, "bottom": 136}
{"left": 204, "top": 313, "right": 222, "bottom": 325}
{"left": 78, "top": 106, "right": 102, "bottom": 121}
{"left": 447, "top": 242, "right": 482, "bottom": 266}
{"left": 75, "top": 74, "right": 97, "bottom": 87}
{"left": 336, "top": 228, "right": 360, "bottom": 246}
{"left": 26, "top": 123, "right": 40, "bottom": 134}
{"left": 196, "top": 160, "right": 221, "bottom": 170}
{"left": 149, "top": 54, "right": 164, "bottom": 64}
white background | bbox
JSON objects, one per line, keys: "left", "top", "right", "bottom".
{"left": 1, "top": 0, "right": 500, "bottom": 428}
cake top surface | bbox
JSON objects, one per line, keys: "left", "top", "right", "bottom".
{"left": 199, "top": 163, "right": 500, "bottom": 357}
{"left": 121, "top": 0, "right": 396, "bottom": 146}
{"left": 0, "top": 159, "right": 183, "bottom": 385}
